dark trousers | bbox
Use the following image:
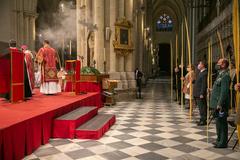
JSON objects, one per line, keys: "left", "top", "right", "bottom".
{"left": 216, "top": 116, "right": 228, "bottom": 147}
{"left": 177, "top": 88, "right": 185, "bottom": 104}
{"left": 136, "top": 79, "right": 142, "bottom": 98}
{"left": 195, "top": 97, "right": 207, "bottom": 122}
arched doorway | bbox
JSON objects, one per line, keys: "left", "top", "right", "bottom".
{"left": 158, "top": 43, "right": 171, "bottom": 76}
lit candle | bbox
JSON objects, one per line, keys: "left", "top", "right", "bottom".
{"left": 103, "top": 48, "right": 106, "bottom": 62}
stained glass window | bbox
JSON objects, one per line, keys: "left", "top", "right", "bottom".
{"left": 156, "top": 13, "right": 173, "bottom": 32}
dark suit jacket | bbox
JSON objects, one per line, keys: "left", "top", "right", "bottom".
{"left": 193, "top": 69, "right": 208, "bottom": 98}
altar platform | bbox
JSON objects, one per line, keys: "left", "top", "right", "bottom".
{"left": 0, "top": 90, "right": 102, "bottom": 160}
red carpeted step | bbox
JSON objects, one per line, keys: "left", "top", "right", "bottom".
{"left": 75, "top": 114, "right": 116, "bottom": 140}
{"left": 53, "top": 106, "right": 98, "bottom": 138}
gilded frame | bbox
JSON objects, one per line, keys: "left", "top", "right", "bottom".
{"left": 113, "top": 18, "right": 134, "bottom": 56}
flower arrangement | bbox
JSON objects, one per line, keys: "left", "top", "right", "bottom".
{"left": 81, "top": 66, "right": 100, "bottom": 75}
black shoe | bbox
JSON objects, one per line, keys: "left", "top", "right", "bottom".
{"left": 214, "top": 145, "right": 227, "bottom": 148}
{"left": 195, "top": 121, "right": 200, "bottom": 124}
{"left": 212, "top": 142, "right": 218, "bottom": 146}
{"left": 197, "top": 121, "right": 207, "bottom": 126}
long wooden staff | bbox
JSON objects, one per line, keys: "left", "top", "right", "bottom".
{"left": 233, "top": 0, "right": 240, "bottom": 144}
{"left": 184, "top": 17, "right": 193, "bottom": 120}
{"left": 207, "top": 42, "right": 211, "bottom": 142}
{"left": 207, "top": 41, "right": 210, "bottom": 143}
{"left": 171, "top": 40, "right": 173, "bottom": 101}
{"left": 176, "top": 34, "right": 179, "bottom": 102}
{"left": 207, "top": 38, "right": 213, "bottom": 143}
{"left": 210, "top": 38, "right": 213, "bottom": 139}
{"left": 210, "top": 39, "right": 213, "bottom": 93}
{"left": 229, "top": 53, "right": 233, "bottom": 114}
{"left": 56, "top": 50, "right": 62, "bottom": 69}
{"left": 181, "top": 22, "right": 184, "bottom": 110}
{"left": 217, "top": 31, "right": 225, "bottom": 58}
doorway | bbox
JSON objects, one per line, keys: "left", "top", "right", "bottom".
{"left": 158, "top": 43, "right": 171, "bottom": 76}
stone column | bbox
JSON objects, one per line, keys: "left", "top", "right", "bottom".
{"left": 15, "top": 0, "right": 24, "bottom": 46}
{"left": 109, "top": 0, "right": 117, "bottom": 72}
{"left": 118, "top": 0, "right": 125, "bottom": 72}
{"left": 139, "top": 10, "right": 144, "bottom": 71}
{"left": 77, "top": 0, "right": 86, "bottom": 64}
{"left": 84, "top": 0, "right": 91, "bottom": 67}
{"left": 23, "top": 0, "right": 37, "bottom": 50}
{"left": 76, "top": 0, "right": 81, "bottom": 59}
{"left": 80, "top": 0, "right": 86, "bottom": 64}
{"left": 124, "top": 0, "right": 136, "bottom": 89}
{"left": 24, "top": 16, "right": 29, "bottom": 45}
{"left": 29, "top": 16, "right": 36, "bottom": 50}
{"left": 94, "top": 0, "right": 105, "bottom": 72}
{"left": 125, "top": 0, "right": 133, "bottom": 72}
{"left": 192, "top": 0, "right": 196, "bottom": 64}
{"left": 133, "top": 0, "right": 139, "bottom": 69}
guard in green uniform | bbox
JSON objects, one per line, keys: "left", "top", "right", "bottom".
{"left": 210, "top": 59, "right": 230, "bottom": 148}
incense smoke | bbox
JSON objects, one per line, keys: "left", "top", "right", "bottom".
{"left": 37, "top": 1, "right": 96, "bottom": 49}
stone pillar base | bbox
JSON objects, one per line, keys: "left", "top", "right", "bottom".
{"left": 109, "top": 71, "right": 137, "bottom": 102}
{"left": 109, "top": 72, "right": 136, "bottom": 90}
{"left": 126, "top": 72, "right": 136, "bottom": 89}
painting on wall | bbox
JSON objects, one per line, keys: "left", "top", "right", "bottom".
{"left": 120, "top": 28, "right": 129, "bottom": 45}
{"left": 113, "top": 18, "right": 134, "bottom": 56}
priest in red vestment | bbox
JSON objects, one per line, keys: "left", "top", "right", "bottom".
{"left": 21, "top": 45, "right": 35, "bottom": 92}
{"left": 37, "top": 40, "right": 61, "bottom": 94}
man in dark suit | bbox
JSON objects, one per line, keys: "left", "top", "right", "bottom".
{"left": 135, "top": 68, "right": 143, "bottom": 99}
{"left": 234, "top": 79, "right": 240, "bottom": 126}
{"left": 194, "top": 61, "right": 208, "bottom": 126}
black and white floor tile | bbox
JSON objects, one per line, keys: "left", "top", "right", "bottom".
{"left": 24, "top": 79, "right": 240, "bottom": 160}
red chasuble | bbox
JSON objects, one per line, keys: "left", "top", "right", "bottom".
{"left": 38, "top": 47, "right": 58, "bottom": 83}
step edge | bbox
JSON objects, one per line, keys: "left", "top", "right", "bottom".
{"left": 75, "top": 114, "right": 115, "bottom": 131}
{"left": 55, "top": 106, "right": 98, "bottom": 120}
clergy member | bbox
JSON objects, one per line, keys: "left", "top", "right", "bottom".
{"left": 21, "top": 45, "right": 35, "bottom": 94}
{"left": 37, "top": 40, "right": 61, "bottom": 95}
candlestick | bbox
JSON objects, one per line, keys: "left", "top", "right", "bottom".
{"left": 103, "top": 48, "right": 106, "bottom": 62}
{"left": 69, "top": 40, "right": 72, "bottom": 59}
{"left": 62, "top": 38, "right": 65, "bottom": 67}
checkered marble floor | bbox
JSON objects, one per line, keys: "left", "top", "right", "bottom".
{"left": 24, "top": 78, "right": 240, "bottom": 160}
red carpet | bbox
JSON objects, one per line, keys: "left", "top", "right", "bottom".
{"left": 0, "top": 90, "right": 102, "bottom": 160}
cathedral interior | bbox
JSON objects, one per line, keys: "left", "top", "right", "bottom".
{"left": 0, "top": 0, "right": 240, "bottom": 160}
